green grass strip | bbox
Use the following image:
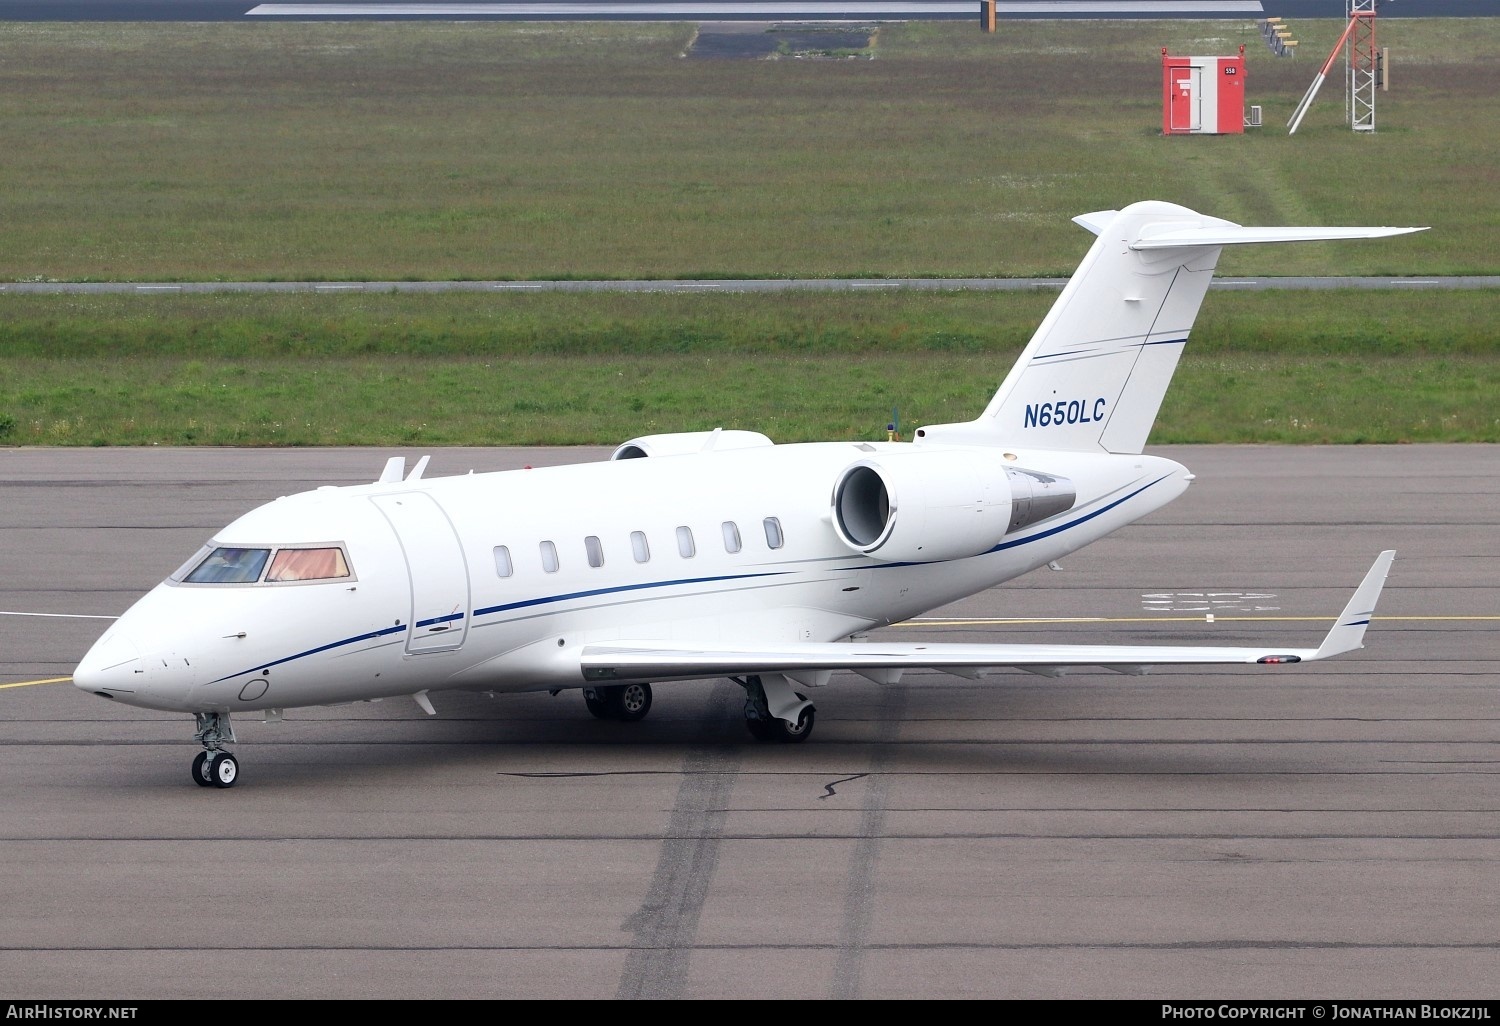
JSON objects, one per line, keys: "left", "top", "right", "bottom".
{"left": 3, "top": 291, "right": 1494, "bottom": 446}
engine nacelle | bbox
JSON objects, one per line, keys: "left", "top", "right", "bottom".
{"left": 611, "top": 429, "right": 774, "bottom": 460}
{"left": 830, "top": 450, "right": 1075, "bottom": 562}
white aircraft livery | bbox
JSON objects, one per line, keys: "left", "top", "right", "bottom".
{"left": 73, "top": 200, "right": 1422, "bottom": 788}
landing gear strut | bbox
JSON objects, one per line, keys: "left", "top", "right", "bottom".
{"left": 737, "top": 674, "right": 815, "bottom": 743}
{"left": 191, "top": 711, "right": 239, "bottom": 789}
{"left": 583, "top": 682, "right": 654, "bottom": 722}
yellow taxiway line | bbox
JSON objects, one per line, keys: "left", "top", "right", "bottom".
{"left": 1, "top": 677, "right": 74, "bottom": 690}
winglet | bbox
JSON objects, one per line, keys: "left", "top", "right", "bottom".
{"left": 1312, "top": 550, "right": 1396, "bottom": 660}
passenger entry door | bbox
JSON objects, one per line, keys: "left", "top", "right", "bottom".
{"left": 370, "top": 492, "right": 471, "bottom": 654}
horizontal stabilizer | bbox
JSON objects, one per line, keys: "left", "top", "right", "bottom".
{"left": 1071, "top": 210, "right": 1117, "bottom": 236}
{"left": 580, "top": 552, "right": 1394, "bottom": 684}
{"left": 1132, "top": 225, "right": 1427, "bottom": 249}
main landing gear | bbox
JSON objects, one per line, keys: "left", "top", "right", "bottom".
{"left": 191, "top": 711, "right": 239, "bottom": 789}
{"left": 581, "top": 677, "right": 816, "bottom": 742}
{"left": 583, "top": 682, "right": 654, "bottom": 722}
{"left": 737, "top": 673, "right": 815, "bottom": 743}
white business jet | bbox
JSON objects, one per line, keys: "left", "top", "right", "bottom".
{"left": 73, "top": 200, "right": 1421, "bottom": 787}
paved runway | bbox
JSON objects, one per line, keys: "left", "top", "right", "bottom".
{"left": 2, "top": 443, "right": 1497, "bottom": 999}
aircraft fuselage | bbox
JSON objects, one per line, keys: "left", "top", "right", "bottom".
{"left": 74, "top": 441, "right": 1189, "bottom": 715}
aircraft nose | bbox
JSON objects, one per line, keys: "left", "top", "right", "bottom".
{"left": 73, "top": 631, "right": 143, "bottom": 698}
{"left": 74, "top": 630, "right": 196, "bottom": 710}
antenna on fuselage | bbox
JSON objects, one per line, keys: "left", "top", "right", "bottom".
{"left": 406, "top": 455, "right": 430, "bottom": 481}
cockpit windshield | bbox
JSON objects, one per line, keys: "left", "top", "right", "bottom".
{"left": 266, "top": 547, "right": 350, "bottom": 582}
{"left": 174, "top": 545, "right": 352, "bottom": 585}
{"left": 183, "top": 547, "right": 271, "bottom": 584}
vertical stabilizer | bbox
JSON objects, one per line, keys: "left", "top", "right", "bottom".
{"left": 913, "top": 201, "right": 1423, "bottom": 455}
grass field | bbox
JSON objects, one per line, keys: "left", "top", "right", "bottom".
{"left": 2, "top": 18, "right": 1494, "bottom": 280}
{"left": 1, "top": 18, "right": 1496, "bottom": 445}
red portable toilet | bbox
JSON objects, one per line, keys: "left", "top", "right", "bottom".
{"left": 1162, "top": 46, "right": 1246, "bottom": 135}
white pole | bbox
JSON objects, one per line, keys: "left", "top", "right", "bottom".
{"left": 1288, "top": 16, "right": 1359, "bottom": 134}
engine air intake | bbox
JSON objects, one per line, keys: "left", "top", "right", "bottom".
{"left": 830, "top": 451, "right": 1075, "bottom": 562}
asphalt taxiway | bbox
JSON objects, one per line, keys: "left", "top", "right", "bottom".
{"left": 1, "top": 444, "right": 1497, "bottom": 999}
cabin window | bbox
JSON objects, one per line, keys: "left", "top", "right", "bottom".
{"left": 183, "top": 546, "right": 271, "bottom": 585}
{"left": 676, "top": 526, "right": 695, "bottom": 558}
{"left": 763, "top": 517, "right": 784, "bottom": 550}
{"left": 540, "top": 540, "right": 559, "bottom": 573}
{"left": 722, "top": 521, "right": 742, "bottom": 554}
{"left": 585, "top": 535, "right": 604, "bottom": 568}
{"left": 266, "top": 547, "right": 350, "bottom": 583}
{"left": 493, "top": 545, "right": 514, "bottom": 578}
{"left": 631, "top": 531, "right": 650, "bottom": 563}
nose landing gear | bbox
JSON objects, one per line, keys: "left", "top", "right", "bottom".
{"left": 191, "top": 711, "right": 239, "bottom": 789}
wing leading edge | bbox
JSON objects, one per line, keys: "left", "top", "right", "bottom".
{"left": 579, "top": 551, "right": 1395, "bottom": 686}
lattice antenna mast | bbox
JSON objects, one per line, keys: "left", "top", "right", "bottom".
{"left": 1347, "top": 0, "right": 1378, "bottom": 132}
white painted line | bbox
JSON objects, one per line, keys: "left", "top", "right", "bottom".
{"left": 315, "top": 284, "right": 362, "bottom": 290}
{"left": 1391, "top": 280, "right": 1441, "bottom": 285}
{"left": 493, "top": 284, "right": 544, "bottom": 289}
{"left": 0, "top": 611, "right": 119, "bottom": 619}
{"left": 135, "top": 285, "right": 182, "bottom": 291}
{"left": 1141, "top": 590, "right": 1282, "bottom": 613}
{"left": 671, "top": 283, "right": 723, "bottom": 288}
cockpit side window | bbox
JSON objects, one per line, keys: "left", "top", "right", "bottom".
{"left": 183, "top": 547, "right": 271, "bottom": 585}
{"left": 266, "top": 547, "right": 351, "bottom": 583}
{"left": 170, "top": 544, "right": 215, "bottom": 583}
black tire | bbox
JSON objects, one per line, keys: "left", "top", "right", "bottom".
{"left": 207, "top": 752, "right": 239, "bottom": 788}
{"left": 614, "top": 682, "right": 653, "bottom": 722}
{"left": 191, "top": 751, "right": 213, "bottom": 787}
{"left": 744, "top": 716, "right": 775, "bottom": 742}
{"left": 587, "top": 683, "right": 653, "bottom": 722}
{"left": 771, "top": 695, "right": 815, "bottom": 744}
{"left": 583, "top": 688, "right": 612, "bottom": 720}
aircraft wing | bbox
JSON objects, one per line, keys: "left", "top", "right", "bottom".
{"left": 580, "top": 551, "right": 1394, "bottom": 685}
